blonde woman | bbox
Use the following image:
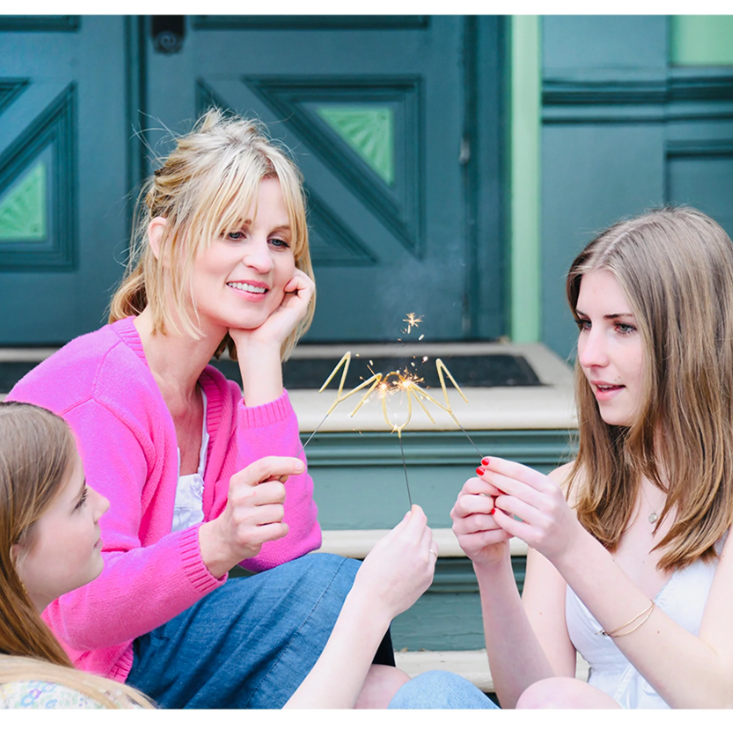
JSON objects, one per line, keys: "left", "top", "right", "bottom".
{"left": 8, "top": 110, "right": 407, "bottom": 708}
{"left": 391, "top": 207, "right": 733, "bottom": 709}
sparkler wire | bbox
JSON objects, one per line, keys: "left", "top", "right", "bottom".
{"left": 398, "top": 431, "right": 413, "bottom": 509}
{"left": 295, "top": 411, "right": 332, "bottom": 459}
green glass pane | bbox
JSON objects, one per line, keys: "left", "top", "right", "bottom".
{"left": 670, "top": 16, "right": 733, "bottom": 66}
{"left": 317, "top": 106, "right": 394, "bottom": 185}
{"left": 0, "top": 162, "right": 47, "bottom": 242}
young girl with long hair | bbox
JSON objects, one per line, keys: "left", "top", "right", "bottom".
{"left": 7, "top": 109, "right": 408, "bottom": 708}
{"left": 0, "top": 401, "right": 152, "bottom": 708}
{"left": 390, "top": 206, "right": 733, "bottom": 709}
{"left": 0, "top": 401, "right": 437, "bottom": 709}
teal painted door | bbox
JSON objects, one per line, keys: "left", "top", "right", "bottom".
{"left": 144, "top": 16, "right": 505, "bottom": 343}
{"left": 0, "top": 16, "right": 504, "bottom": 345}
{"left": 0, "top": 16, "right": 130, "bottom": 344}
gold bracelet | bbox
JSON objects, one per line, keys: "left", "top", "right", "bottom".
{"left": 596, "top": 600, "right": 655, "bottom": 638}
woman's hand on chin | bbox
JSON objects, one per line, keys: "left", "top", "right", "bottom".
{"left": 229, "top": 268, "right": 315, "bottom": 354}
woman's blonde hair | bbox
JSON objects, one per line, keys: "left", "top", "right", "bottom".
{"left": 0, "top": 401, "right": 153, "bottom": 708}
{"left": 109, "top": 108, "right": 315, "bottom": 361}
{"left": 566, "top": 206, "right": 733, "bottom": 571}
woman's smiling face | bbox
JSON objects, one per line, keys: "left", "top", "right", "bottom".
{"left": 190, "top": 176, "right": 296, "bottom": 335}
{"left": 575, "top": 269, "right": 645, "bottom": 427}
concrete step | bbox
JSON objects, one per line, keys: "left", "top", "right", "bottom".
{"left": 318, "top": 527, "right": 528, "bottom": 559}
{"left": 318, "top": 528, "right": 592, "bottom": 695}
{"left": 395, "top": 649, "right": 590, "bottom": 694}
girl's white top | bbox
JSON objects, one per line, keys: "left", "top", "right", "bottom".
{"left": 172, "top": 390, "right": 209, "bottom": 532}
{"left": 566, "top": 536, "right": 723, "bottom": 709}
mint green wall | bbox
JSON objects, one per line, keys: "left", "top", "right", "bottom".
{"left": 508, "top": 16, "right": 542, "bottom": 344}
{"left": 512, "top": 16, "right": 733, "bottom": 358}
{"left": 671, "top": 16, "right": 733, "bottom": 65}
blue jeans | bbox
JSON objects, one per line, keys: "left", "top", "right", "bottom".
{"left": 388, "top": 670, "right": 499, "bottom": 709}
{"left": 126, "top": 553, "right": 360, "bottom": 708}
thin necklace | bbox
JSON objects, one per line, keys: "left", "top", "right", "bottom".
{"left": 643, "top": 487, "right": 664, "bottom": 524}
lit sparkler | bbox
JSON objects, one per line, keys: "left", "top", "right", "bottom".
{"left": 295, "top": 314, "right": 483, "bottom": 508}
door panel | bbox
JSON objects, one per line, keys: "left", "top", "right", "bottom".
{"left": 145, "top": 17, "right": 500, "bottom": 342}
{"left": 0, "top": 16, "right": 129, "bottom": 343}
{"left": 0, "top": 16, "right": 504, "bottom": 345}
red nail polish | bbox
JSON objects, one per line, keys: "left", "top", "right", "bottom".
{"left": 481, "top": 457, "right": 490, "bottom": 466}
{"left": 490, "top": 507, "right": 496, "bottom": 515}
{"left": 476, "top": 466, "right": 485, "bottom": 476}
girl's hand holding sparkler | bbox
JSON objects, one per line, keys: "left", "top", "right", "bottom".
{"left": 284, "top": 505, "right": 436, "bottom": 709}
{"left": 352, "top": 505, "right": 438, "bottom": 623}
{"left": 451, "top": 465, "right": 513, "bottom": 568}
{"left": 198, "top": 456, "right": 304, "bottom": 578}
{"left": 476, "top": 457, "right": 582, "bottom": 566}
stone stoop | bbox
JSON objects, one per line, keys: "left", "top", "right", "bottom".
{"left": 395, "top": 650, "right": 590, "bottom": 693}
{"left": 318, "top": 528, "right": 590, "bottom": 693}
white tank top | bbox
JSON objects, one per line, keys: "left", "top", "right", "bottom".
{"left": 172, "top": 391, "right": 209, "bottom": 532}
{"left": 565, "top": 540, "right": 722, "bottom": 708}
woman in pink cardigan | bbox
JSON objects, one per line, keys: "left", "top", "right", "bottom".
{"left": 9, "top": 109, "right": 406, "bottom": 708}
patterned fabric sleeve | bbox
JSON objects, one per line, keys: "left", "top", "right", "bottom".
{"left": 0, "top": 680, "right": 138, "bottom": 709}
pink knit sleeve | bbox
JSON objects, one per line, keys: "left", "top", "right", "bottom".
{"left": 41, "top": 399, "right": 226, "bottom": 651}
{"left": 212, "top": 385, "right": 322, "bottom": 572}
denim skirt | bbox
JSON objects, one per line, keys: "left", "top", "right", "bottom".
{"left": 126, "top": 552, "right": 371, "bottom": 708}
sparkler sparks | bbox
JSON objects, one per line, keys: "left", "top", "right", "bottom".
{"left": 402, "top": 313, "right": 423, "bottom": 334}
{"left": 296, "top": 314, "right": 483, "bottom": 510}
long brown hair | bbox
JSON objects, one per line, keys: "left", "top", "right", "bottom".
{"left": 566, "top": 207, "right": 733, "bottom": 571}
{"left": 0, "top": 401, "right": 153, "bottom": 708}
{"left": 0, "top": 401, "right": 77, "bottom": 666}
{"left": 109, "top": 107, "right": 315, "bottom": 361}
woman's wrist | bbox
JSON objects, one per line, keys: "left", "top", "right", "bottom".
{"left": 342, "top": 584, "right": 394, "bottom": 637}
{"left": 543, "top": 520, "right": 596, "bottom": 581}
{"left": 472, "top": 548, "right": 512, "bottom": 578}
{"left": 198, "top": 521, "right": 233, "bottom": 579}
{"left": 236, "top": 343, "right": 284, "bottom": 406}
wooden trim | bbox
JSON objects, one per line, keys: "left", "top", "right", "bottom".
{"left": 124, "top": 16, "right": 148, "bottom": 251}
{"left": 0, "top": 16, "right": 79, "bottom": 32}
{"left": 191, "top": 16, "right": 430, "bottom": 31}
{"left": 543, "top": 69, "right": 733, "bottom": 124}
{"left": 301, "top": 429, "right": 576, "bottom": 469}
{"left": 667, "top": 139, "right": 733, "bottom": 158}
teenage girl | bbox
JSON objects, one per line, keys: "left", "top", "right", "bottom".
{"left": 390, "top": 207, "right": 733, "bottom": 709}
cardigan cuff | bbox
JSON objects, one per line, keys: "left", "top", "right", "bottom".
{"left": 238, "top": 388, "right": 294, "bottom": 429}
{"left": 179, "top": 524, "right": 228, "bottom": 591}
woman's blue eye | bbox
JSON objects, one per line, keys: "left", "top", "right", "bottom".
{"left": 226, "top": 231, "right": 245, "bottom": 241}
{"left": 574, "top": 318, "right": 590, "bottom": 331}
{"left": 270, "top": 238, "right": 290, "bottom": 249}
{"left": 616, "top": 322, "right": 636, "bottom": 334}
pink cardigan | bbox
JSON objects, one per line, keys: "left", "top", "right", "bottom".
{"left": 8, "top": 317, "right": 321, "bottom": 681}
